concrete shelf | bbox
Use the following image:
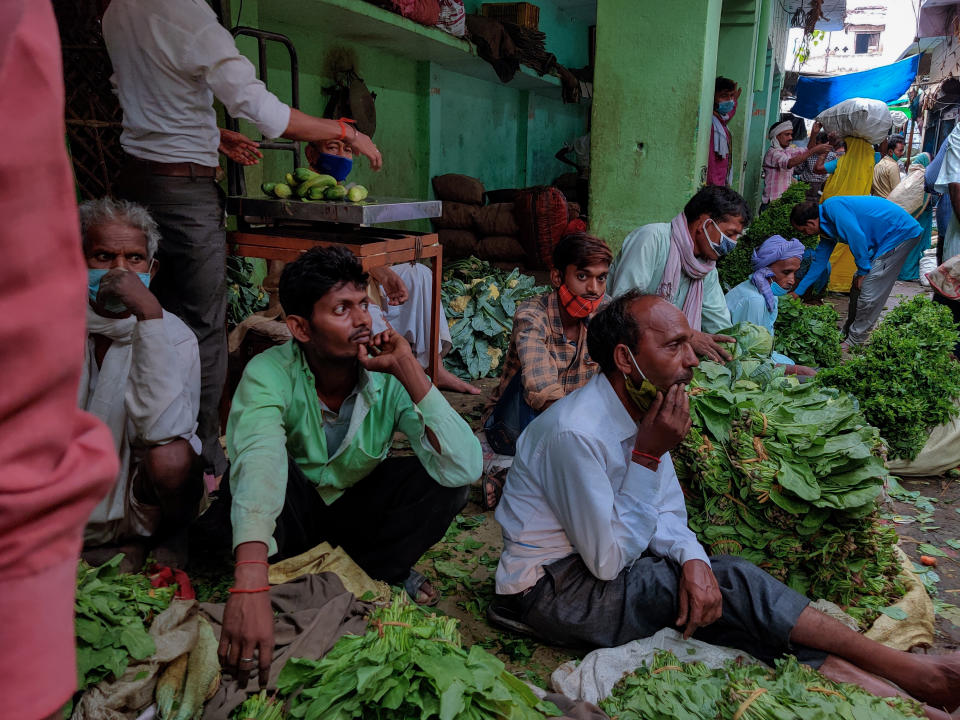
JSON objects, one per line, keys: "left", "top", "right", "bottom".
{"left": 260, "top": 0, "right": 562, "bottom": 94}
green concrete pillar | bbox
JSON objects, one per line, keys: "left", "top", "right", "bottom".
{"left": 589, "top": 0, "right": 722, "bottom": 251}
{"left": 717, "top": 0, "right": 761, "bottom": 193}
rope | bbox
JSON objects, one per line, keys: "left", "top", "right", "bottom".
{"left": 807, "top": 685, "right": 844, "bottom": 698}
{"left": 650, "top": 665, "right": 684, "bottom": 675}
{"left": 732, "top": 688, "right": 768, "bottom": 720}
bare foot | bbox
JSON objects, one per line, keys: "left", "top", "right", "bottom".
{"left": 435, "top": 365, "right": 481, "bottom": 394}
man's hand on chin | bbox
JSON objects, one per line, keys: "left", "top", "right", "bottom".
{"left": 676, "top": 559, "right": 723, "bottom": 639}
{"left": 358, "top": 328, "right": 431, "bottom": 404}
{"left": 690, "top": 330, "right": 733, "bottom": 363}
{"left": 97, "top": 268, "right": 162, "bottom": 321}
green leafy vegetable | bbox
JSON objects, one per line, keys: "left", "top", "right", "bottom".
{"left": 773, "top": 295, "right": 842, "bottom": 367}
{"left": 227, "top": 256, "right": 269, "bottom": 326}
{"left": 232, "top": 689, "right": 287, "bottom": 720}
{"left": 441, "top": 257, "right": 549, "bottom": 380}
{"left": 675, "top": 324, "right": 904, "bottom": 627}
{"left": 74, "top": 556, "right": 175, "bottom": 706}
{"left": 817, "top": 295, "right": 960, "bottom": 460}
{"left": 276, "top": 594, "right": 561, "bottom": 719}
{"left": 716, "top": 183, "right": 815, "bottom": 290}
{"left": 600, "top": 650, "right": 925, "bottom": 720}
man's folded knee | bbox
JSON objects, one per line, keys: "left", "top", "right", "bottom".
{"left": 143, "top": 439, "right": 200, "bottom": 491}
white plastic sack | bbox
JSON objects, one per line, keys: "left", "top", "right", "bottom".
{"left": 887, "top": 166, "right": 926, "bottom": 214}
{"left": 436, "top": 0, "right": 465, "bottom": 37}
{"left": 549, "top": 629, "right": 761, "bottom": 706}
{"left": 816, "top": 98, "right": 894, "bottom": 144}
{"left": 888, "top": 402, "right": 960, "bottom": 476}
{"left": 919, "top": 253, "right": 938, "bottom": 287}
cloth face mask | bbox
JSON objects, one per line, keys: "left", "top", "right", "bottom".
{"left": 88, "top": 267, "right": 152, "bottom": 313}
{"left": 716, "top": 100, "right": 735, "bottom": 115}
{"left": 771, "top": 281, "right": 789, "bottom": 296}
{"left": 623, "top": 347, "right": 659, "bottom": 414}
{"left": 316, "top": 152, "right": 354, "bottom": 182}
{"left": 705, "top": 219, "right": 737, "bottom": 257}
{"left": 558, "top": 283, "right": 602, "bottom": 319}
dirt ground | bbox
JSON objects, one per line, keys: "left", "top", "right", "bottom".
{"left": 187, "top": 281, "right": 959, "bottom": 691}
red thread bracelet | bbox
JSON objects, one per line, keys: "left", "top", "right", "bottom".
{"left": 235, "top": 560, "right": 269, "bottom": 567}
{"left": 337, "top": 117, "right": 356, "bottom": 141}
{"left": 632, "top": 450, "right": 661, "bottom": 465}
{"left": 228, "top": 586, "right": 271, "bottom": 594}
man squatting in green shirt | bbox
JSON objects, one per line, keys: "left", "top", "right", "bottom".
{"left": 218, "top": 246, "right": 482, "bottom": 684}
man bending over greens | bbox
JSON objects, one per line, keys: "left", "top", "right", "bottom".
{"left": 220, "top": 246, "right": 482, "bottom": 685}
{"left": 489, "top": 292, "right": 960, "bottom": 718}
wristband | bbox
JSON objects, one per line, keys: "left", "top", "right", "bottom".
{"left": 632, "top": 449, "right": 661, "bottom": 465}
{"left": 337, "top": 117, "right": 356, "bottom": 142}
{"left": 235, "top": 560, "right": 269, "bottom": 567}
{"left": 228, "top": 586, "right": 271, "bottom": 594}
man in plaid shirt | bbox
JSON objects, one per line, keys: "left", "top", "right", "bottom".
{"left": 482, "top": 234, "right": 613, "bottom": 481}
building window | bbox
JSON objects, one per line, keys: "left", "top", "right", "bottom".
{"left": 854, "top": 32, "right": 880, "bottom": 54}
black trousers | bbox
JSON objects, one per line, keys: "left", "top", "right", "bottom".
{"left": 116, "top": 161, "right": 228, "bottom": 476}
{"left": 227, "top": 456, "right": 469, "bottom": 585}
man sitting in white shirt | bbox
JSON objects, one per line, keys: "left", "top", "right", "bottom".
{"left": 79, "top": 198, "right": 204, "bottom": 569}
{"left": 489, "top": 291, "right": 960, "bottom": 715}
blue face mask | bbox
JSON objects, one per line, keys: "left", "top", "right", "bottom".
{"left": 316, "top": 152, "right": 353, "bottom": 182}
{"left": 716, "top": 100, "right": 735, "bottom": 115}
{"left": 88, "top": 268, "right": 152, "bottom": 313}
{"left": 771, "top": 282, "right": 789, "bottom": 296}
{"left": 705, "top": 219, "right": 737, "bottom": 257}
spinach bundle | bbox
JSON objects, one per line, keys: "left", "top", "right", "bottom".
{"left": 74, "top": 555, "right": 175, "bottom": 698}
{"left": 276, "top": 594, "right": 561, "bottom": 720}
{"left": 600, "top": 650, "right": 925, "bottom": 720}
{"left": 716, "top": 183, "right": 815, "bottom": 291}
{"left": 442, "top": 257, "right": 549, "bottom": 380}
{"left": 675, "top": 324, "right": 904, "bottom": 626}
{"left": 773, "top": 295, "right": 842, "bottom": 368}
{"left": 817, "top": 295, "right": 960, "bottom": 461}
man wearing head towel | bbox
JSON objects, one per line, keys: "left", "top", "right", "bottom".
{"left": 762, "top": 120, "right": 831, "bottom": 210}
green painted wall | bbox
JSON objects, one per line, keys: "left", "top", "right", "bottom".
{"left": 717, "top": 0, "right": 761, "bottom": 194}
{"left": 589, "top": 0, "right": 722, "bottom": 251}
{"left": 742, "top": 43, "right": 773, "bottom": 212}
{"left": 462, "top": 1, "right": 591, "bottom": 68}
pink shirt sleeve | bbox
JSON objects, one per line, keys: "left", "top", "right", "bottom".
{"left": 0, "top": 5, "right": 116, "bottom": 718}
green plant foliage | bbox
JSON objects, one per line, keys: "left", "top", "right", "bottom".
{"left": 441, "top": 257, "right": 549, "bottom": 380}
{"left": 600, "top": 650, "right": 924, "bottom": 720}
{"left": 817, "top": 295, "right": 960, "bottom": 461}
{"left": 74, "top": 556, "right": 175, "bottom": 709}
{"left": 717, "top": 183, "right": 815, "bottom": 290}
{"left": 226, "top": 256, "right": 268, "bottom": 326}
{"left": 675, "top": 324, "right": 904, "bottom": 626}
{"left": 773, "top": 295, "right": 843, "bottom": 367}
{"left": 276, "top": 594, "right": 561, "bottom": 719}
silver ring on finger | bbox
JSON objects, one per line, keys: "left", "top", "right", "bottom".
{"left": 239, "top": 657, "right": 256, "bottom": 663}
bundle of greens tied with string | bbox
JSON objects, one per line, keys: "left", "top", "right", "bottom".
{"left": 673, "top": 323, "right": 905, "bottom": 628}
{"left": 600, "top": 649, "right": 925, "bottom": 720}
{"left": 276, "top": 593, "right": 561, "bottom": 719}
{"left": 441, "top": 257, "right": 549, "bottom": 380}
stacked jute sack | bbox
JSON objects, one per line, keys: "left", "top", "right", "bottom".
{"left": 431, "top": 174, "right": 526, "bottom": 264}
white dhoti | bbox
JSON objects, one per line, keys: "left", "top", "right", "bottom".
{"left": 368, "top": 262, "right": 452, "bottom": 368}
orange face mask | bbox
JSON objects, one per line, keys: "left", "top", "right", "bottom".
{"left": 558, "top": 283, "right": 602, "bottom": 318}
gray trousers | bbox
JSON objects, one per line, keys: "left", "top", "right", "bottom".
{"left": 516, "top": 553, "right": 828, "bottom": 668}
{"left": 117, "top": 164, "right": 228, "bottom": 475}
{"left": 847, "top": 236, "right": 921, "bottom": 345}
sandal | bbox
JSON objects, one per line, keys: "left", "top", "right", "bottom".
{"left": 481, "top": 471, "right": 506, "bottom": 512}
{"left": 404, "top": 569, "right": 439, "bottom": 606}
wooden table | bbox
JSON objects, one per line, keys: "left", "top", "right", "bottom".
{"left": 228, "top": 227, "right": 443, "bottom": 379}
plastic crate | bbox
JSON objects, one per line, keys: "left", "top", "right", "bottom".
{"left": 480, "top": 2, "right": 540, "bottom": 30}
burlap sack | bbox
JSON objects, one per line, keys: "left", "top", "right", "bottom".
{"left": 438, "top": 229, "right": 480, "bottom": 259}
{"left": 432, "top": 200, "right": 479, "bottom": 229}
{"left": 432, "top": 173, "right": 485, "bottom": 205}
{"left": 479, "top": 235, "right": 526, "bottom": 262}
{"left": 268, "top": 542, "right": 391, "bottom": 602}
{"left": 863, "top": 546, "right": 935, "bottom": 650}
{"left": 475, "top": 202, "right": 520, "bottom": 236}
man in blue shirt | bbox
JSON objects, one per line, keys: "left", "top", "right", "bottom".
{"left": 790, "top": 197, "right": 921, "bottom": 346}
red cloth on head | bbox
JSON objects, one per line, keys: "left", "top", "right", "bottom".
{"left": 0, "top": 4, "right": 117, "bottom": 718}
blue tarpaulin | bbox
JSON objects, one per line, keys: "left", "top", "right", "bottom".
{"left": 791, "top": 55, "right": 920, "bottom": 119}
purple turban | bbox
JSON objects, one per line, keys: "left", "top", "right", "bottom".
{"left": 751, "top": 234, "right": 806, "bottom": 312}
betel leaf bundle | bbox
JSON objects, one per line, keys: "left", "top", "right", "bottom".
{"left": 442, "top": 257, "right": 549, "bottom": 380}
{"left": 773, "top": 295, "right": 843, "bottom": 368}
{"left": 817, "top": 295, "right": 960, "bottom": 461}
{"left": 276, "top": 594, "right": 561, "bottom": 720}
{"left": 674, "top": 324, "right": 904, "bottom": 627}
{"left": 599, "top": 650, "right": 924, "bottom": 720}
{"left": 74, "top": 555, "right": 175, "bottom": 701}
